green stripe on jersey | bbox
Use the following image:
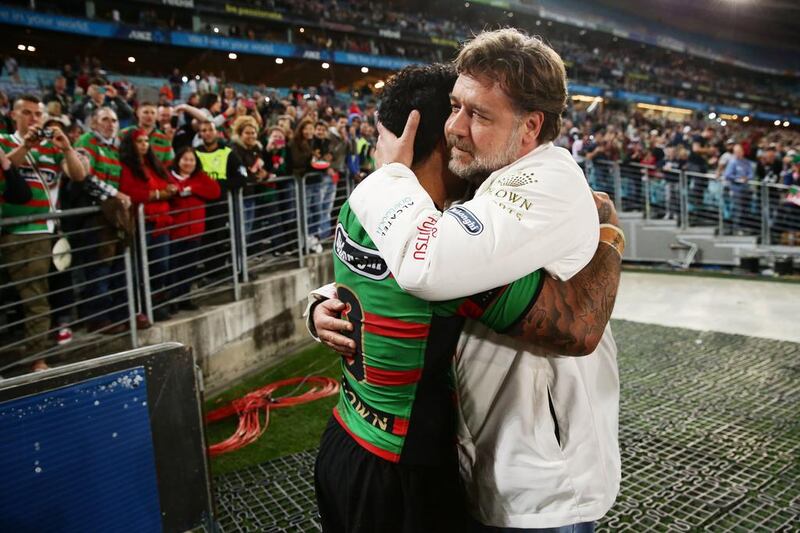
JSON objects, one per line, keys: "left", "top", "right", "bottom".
{"left": 75, "top": 133, "right": 121, "bottom": 189}
{"left": 332, "top": 200, "right": 541, "bottom": 462}
{"left": 0, "top": 134, "right": 62, "bottom": 233}
{"left": 119, "top": 126, "right": 174, "bottom": 164}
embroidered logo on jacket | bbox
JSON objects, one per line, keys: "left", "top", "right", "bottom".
{"left": 335, "top": 223, "right": 390, "bottom": 280}
{"left": 446, "top": 206, "right": 483, "bottom": 235}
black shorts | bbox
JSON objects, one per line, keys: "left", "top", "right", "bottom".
{"left": 314, "top": 416, "right": 467, "bottom": 533}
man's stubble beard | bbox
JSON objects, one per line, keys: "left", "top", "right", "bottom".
{"left": 446, "top": 121, "right": 524, "bottom": 186}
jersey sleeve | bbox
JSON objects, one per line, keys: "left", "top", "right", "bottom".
{"left": 347, "top": 159, "right": 598, "bottom": 301}
{"left": 435, "top": 269, "right": 543, "bottom": 333}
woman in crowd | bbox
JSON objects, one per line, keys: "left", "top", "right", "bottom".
{"left": 119, "top": 128, "right": 176, "bottom": 321}
{"left": 262, "top": 125, "right": 295, "bottom": 256}
{"left": 290, "top": 119, "right": 324, "bottom": 254}
{"left": 230, "top": 115, "right": 268, "bottom": 255}
{"left": 166, "top": 146, "right": 220, "bottom": 310}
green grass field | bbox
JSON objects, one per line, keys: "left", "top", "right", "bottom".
{"left": 204, "top": 344, "right": 340, "bottom": 476}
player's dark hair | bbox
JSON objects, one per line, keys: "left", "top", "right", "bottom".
{"left": 377, "top": 63, "right": 457, "bottom": 166}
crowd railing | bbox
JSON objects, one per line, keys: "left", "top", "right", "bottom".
{"left": 585, "top": 159, "right": 800, "bottom": 244}
{"left": 0, "top": 171, "right": 357, "bottom": 374}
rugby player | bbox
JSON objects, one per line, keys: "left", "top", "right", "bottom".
{"left": 313, "top": 29, "right": 622, "bottom": 533}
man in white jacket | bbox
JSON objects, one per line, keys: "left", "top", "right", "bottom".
{"left": 313, "top": 29, "right": 622, "bottom": 532}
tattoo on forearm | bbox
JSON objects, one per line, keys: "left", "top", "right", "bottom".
{"left": 597, "top": 202, "right": 613, "bottom": 224}
{"left": 510, "top": 243, "right": 621, "bottom": 355}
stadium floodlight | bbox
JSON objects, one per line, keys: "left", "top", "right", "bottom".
{"left": 322, "top": 62, "right": 330, "bottom": 69}
{"left": 774, "top": 119, "right": 781, "bottom": 126}
{"left": 361, "top": 67, "right": 369, "bottom": 73}
{"left": 213, "top": 27, "right": 220, "bottom": 34}
{"left": 17, "top": 44, "right": 25, "bottom": 51}
{"left": 228, "top": 52, "right": 237, "bottom": 60}
{"left": 181, "top": 76, "right": 188, "bottom": 83}
{"left": 374, "top": 81, "right": 385, "bottom": 89}
{"left": 535, "top": 20, "right": 541, "bottom": 26}
{"left": 743, "top": 116, "right": 750, "bottom": 122}
{"left": 783, "top": 121, "right": 790, "bottom": 128}
{"left": 300, "top": 27, "right": 305, "bottom": 33}
{"left": 720, "top": 120, "right": 727, "bottom": 126}
{"left": 275, "top": 57, "right": 284, "bottom": 64}
{"left": 27, "top": 45, "right": 36, "bottom": 52}
{"left": 708, "top": 112, "right": 717, "bottom": 120}
{"left": 464, "top": 2, "right": 470, "bottom": 6}
{"left": 127, "top": 56, "right": 136, "bottom": 63}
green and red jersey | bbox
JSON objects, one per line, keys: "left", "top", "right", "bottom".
{"left": 119, "top": 125, "right": 174, "bottom": 166}
{"left": 332, "top": 201, "right": 541, "bottom": 465}
{"left": 0, "top": 133, "right": 63, "bottom": 234}
{"left": 74, "top": 132, "right": 121, "bottom": 190}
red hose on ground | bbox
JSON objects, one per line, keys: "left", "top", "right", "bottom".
{"left": 206, "top": 376, "right": 339, "bottom": 456}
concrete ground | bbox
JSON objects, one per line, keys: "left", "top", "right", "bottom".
{"left": 210, "top": 272, "right": 800, "bottom": 532}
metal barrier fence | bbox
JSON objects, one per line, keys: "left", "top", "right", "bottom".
{"left": 0, "top": 207, "right": 138, "bottom": 373}
{"left": 0, "top": 172, "right": 355, "bottom": 374}
{"left": 586, "top": 160, "right": 800, "bottom": 244}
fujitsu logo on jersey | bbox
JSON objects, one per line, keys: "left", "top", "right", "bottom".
{"left": 412, "top": 215, "right": 439, "bottom": 260}
{"left": 335, "top": 224, "right": 390, "bottom": 280}
{"left": 376, "top": 196, "right": 414, "bottom": 237}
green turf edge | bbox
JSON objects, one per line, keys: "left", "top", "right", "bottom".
{"left": 204, "top": 343, "right": 341, "bottom": 476}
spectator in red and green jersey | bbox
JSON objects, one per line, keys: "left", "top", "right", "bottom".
{"left": 74, "top": 107, "right": 123, "bottom": 190}
{"left": 0, "top": 94, "right": 86, "bottom": 369}
{"left": 119, "top": 102, "right": 174, "bottom": 167}
{"left": 72, "top": 106, "right": 136, "bottom": 334}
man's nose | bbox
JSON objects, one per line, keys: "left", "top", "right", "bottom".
{"left": 445, "top": 109, "right": 468, "bottom": 138}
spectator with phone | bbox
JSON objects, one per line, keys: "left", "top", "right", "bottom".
{"left": 262, "top": 126, "right": 295, "bottom": 255}
{"left": 166, "top": 146, "right": 220, "bottom": 311}
{"left": 71, "top": 78, "right": 134, "bottom": 124}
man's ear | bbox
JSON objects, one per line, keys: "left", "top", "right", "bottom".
{"left": 524, "top": 111, "right": 544, "bottom": 144}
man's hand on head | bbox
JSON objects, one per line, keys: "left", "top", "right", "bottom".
{"left": 374, "top": 109, "right": 420, "bottom": 169}
{"left": 313, "top": 298, "right": 356, "bottom": 357}
{"left": 593, "top": 191, "right": 619, "bottom": 226}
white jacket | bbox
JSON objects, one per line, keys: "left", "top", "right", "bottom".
{"left": 314, "top": 142, "right": 620, "bottom": 527}
{"left": 347, "top": 143, "right": 600, "bottom": 299}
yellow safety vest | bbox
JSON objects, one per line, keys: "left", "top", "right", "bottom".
{"left": 197, "top": 146, "right": 232, "bottom": 181}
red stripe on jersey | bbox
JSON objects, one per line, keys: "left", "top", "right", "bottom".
{"left": 333, "top": 407, "right": 401, "bottom": 462}
{"left": 456, "top": 299, "right": 485, "bottom": 320}
{"left": 363, "top": 311, "right": 430, "bottom": 339}
{"left": 151, "top": 144, "right": 171, "bottom": 153}
{"left": 364, "top": 365, "right": 422, "bottom": 386}
{"left": 27, "top": 199, "right": 51, "bottom": 208}
{"left": 83, "top": 144, "right": 121, "bottom": 166}
{"left": 392, "top": 416, "right": 409, "bottom": 437}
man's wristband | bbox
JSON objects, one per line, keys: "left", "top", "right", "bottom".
{"left": 599, "top": 223, "right": 625, "bottom": 258}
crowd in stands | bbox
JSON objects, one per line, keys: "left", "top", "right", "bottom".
{"left": 0, "top": 63, "right": 380, "bottom": 371}
{"left": 558, "top": 107, "right": 800, "bottom": 235}
{"left": 35, "top": 0, "right": 794, "bottom": 113}
{"left": 0, "top": 29, "right": 798, "bottom": 372}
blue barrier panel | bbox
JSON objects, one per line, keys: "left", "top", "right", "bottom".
{"left": 0, "top": 367, "right": 161, "bottom": 532}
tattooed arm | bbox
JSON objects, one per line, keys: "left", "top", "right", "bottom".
{"left": 507, "top": 191, "right": 622, "bottom": 356}
{"left": 507, "top": 239, "right": 621, "bottom": 356}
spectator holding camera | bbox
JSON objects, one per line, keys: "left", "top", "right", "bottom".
{"left": 71, "top": 78, "right": 134, "bottom": 124}
{"left": 166, "top": 146, "right": 220, "bottom": 310}
{"left": 120, "top": 129, "right": 176, "bottom": 321}
{"left": 0, "top": 94, "right": 86, "bottom": 368}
